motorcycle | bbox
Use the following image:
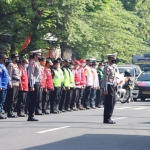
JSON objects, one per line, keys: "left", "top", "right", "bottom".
{"left": 116, "top": 76, "right": 134, "bottom": 104}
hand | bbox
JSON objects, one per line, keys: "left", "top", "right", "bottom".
{"left": 104, "top": 91, "right": 108, "bottom": 95}
{"left": 63, "top": 86, "right": 66, "bottom": 90}
{"left": 9, "top": 85, "right": 12, "bottom": 88}
{"left": 44, "top": 88, "right": 47, "bottom": 92}
{"left": 67, "top": 87, "right": 70, "bottom": 90}
{"left": 30, "top": 87, "right": 35, "bottom": 91}
{"left": 97, "top": 86, "right": 100, "bottom": 90}
{"left": 20, "top": 87, "right": 23, "bottom": 91}
{"left": 0, "top": 88, "right": 2, "bottom": 91}
{"left": 51, "top": 87, "right": 54, "bottom": 91}
{"left": 115, "top": 86, "right": 118, "bottom": 92}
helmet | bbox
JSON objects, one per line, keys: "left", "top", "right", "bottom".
{"left": 124, "top": 69, "right": 131, "bottom": 77}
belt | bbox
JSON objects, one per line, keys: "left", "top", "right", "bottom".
{"left": 107, "top": 82, "right": 114, "bottom": 85}
{"left": 12, "top": 78, "right": 20, "bottom": 81}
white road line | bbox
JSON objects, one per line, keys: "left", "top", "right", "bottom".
{"left": 37, "top": 126, "right": 70, "bottom": 134}
{"left": 116, "top": 107, "right": 132, "bottom": 110}
{"left": 112, "top": 117, "right": 127, "bottom": 121}
{"left": 132, "top": 107, "right": 145, "bottom": 110}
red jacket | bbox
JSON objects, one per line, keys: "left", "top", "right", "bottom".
{"left": 44, "top": 68, "right": 54, "bottom": 89}
{"left": 80, "top": 67, "right": 87, "bottom": 86}
{"left": 41, "top": 66, "right": 46, "bottom": 88}
{"left": 73, "top": 68, "right": 81, "bottom": 86}
{"left": 19, "top": 66, "right": 28, "bottom": 91}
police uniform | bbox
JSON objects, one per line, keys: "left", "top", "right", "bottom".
{"left": 27, "top": 50, "right": 42, "bottom": 121}
{"left": 103, "top": 54, "right": 117, "bottom": 124}
{"left": 6, "top": 54, "right": 20, "bottom": 118}
{"left": 0, "top": 54, "right": 9, "bottom": 119}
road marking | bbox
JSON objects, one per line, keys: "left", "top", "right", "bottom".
{"left": 116, "top": 107, "right": 131, "bottom": 110}
{"left": 37, "top": 126, "right": 70, "bottom": 134}
{"left": 112, "top": 117, "right": 127, "bottom": 121}
{"left": 132, "top": 107, "right": 145, "bottom": 110}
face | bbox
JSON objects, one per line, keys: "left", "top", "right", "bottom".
{"left": 40, "top": 60, "right": 46, "bottom": 67}
{"left": 109, "top": 57, "right": 116, "bottom": 64}
{"left": 54, "top": 63, "right": 59, "bottom": 69}
{"left": 14, "top": 57, "right": 19, "bottom": 63}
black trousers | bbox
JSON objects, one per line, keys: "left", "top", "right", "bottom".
{"left": 17, "top": 91, "right": 28, "bottom": 113}
{"left": 83, "top": 86, "right": 91, "bottom": 108}
{"left": 42, "top": 90, "right": 51, "bottom": 111}
{"left": 50, "top": 87, "right": 61, "bottom": 112}
{"left": 59, "top": 89, "right": 68, "bottom": 110}
{"left": 104, "top": 84, "right": 116, "bottom": 121}
{"left": 65, "top": 88, "right": 74, "bottom": 109}
{"left": 71, "top": 88, "right": 80, "bottom": 108}
{"left": 79, "top": 88, "right": 84, "bottom": 106}
{"left": 35, "top": 88, "right": 43, "bottom": 111}
{"left": 28, "top": 83, "right": 40, "bottom": 117}
{"left": 6, "top": 86, "right": 19, "bottom": 112}
{"left": 96, "top": 88, "right": 104, "bottom": 107}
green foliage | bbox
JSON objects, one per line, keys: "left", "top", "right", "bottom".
{"left": 0, "top": 0, "right": 150, "bottom": 63}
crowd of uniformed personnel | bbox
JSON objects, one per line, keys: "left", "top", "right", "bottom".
{"left": 0, "top": 50, "right": 106, "bottom": 121}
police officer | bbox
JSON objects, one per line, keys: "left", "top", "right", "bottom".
{"left": 0, "top": 54, "right": 9, "bottom": 119}
{"left": 6, "top": 54, "right": 20, "bottom": 118}
{"left": 103, "top": 54, "right": 117, "bottom": 124}
{"left": 96, "top": 62, "right": 104, "bottom": 108}
{"left": 27, "top": 50, "right": 42, "bottom": 121}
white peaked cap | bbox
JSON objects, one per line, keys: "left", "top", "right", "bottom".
{"left": 30, "top": 49, "right": 42, "bottom": 54}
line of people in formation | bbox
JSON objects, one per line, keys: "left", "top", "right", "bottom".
{"left": 0, "top": 50, "right": 105, "bottom": 121}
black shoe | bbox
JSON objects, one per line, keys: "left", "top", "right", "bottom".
{"left": 27, "top": 117, "right": 38, "bottom": 121}
{"left": 7, "top": 112, "right": 18, "bottom": 118}
{"left": 86, "top": 107, "right": 90, "bottom": 110}
{"left": 91, "top": 106, "right": 96, "bottom": 109}
{"left": 61, "top": 109, "right": 66, "bottom": 113}
{"left": 17, "top": 112, "right": 26, "bottom": 117}
{"left": 42, "top": 110, "right": 50, "bottom": 115}
{"left": 98, "top": 105, "right": 104, "bottom": 108}
{"left": 35, "top": 110, "right": 43, "bottom": 115}
{"left": 66, "top": 108, "right": 72, "bottom": 112}
{"left": 0, "top": 113, "right": 7, "bottom": 119}
{"left": 52, "top": 110, "right": 59, "bottom": 114}
{"left": 103, "top": 119, "right": 116, "bottom": 124}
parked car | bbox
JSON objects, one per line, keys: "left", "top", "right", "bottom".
{"left": 132, "top": 71, "right": 150, "bottom": 101}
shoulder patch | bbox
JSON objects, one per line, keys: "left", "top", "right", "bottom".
{"left": 0, "top": 68, "right": 2, "bottom": 72}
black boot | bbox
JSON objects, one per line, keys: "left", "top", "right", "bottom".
{"left": 27, "top": 116, "right": 39, "bottom": 121}
{"left": 35, "top": 109, "right": 43, "bottom": 115}
{"left": 42, "top": 110, "right": 50, "bottom": 115}
{"left": 7, "top": 110, "right": 18, "bottom": 118}
{"left": 17, "top": 112, "right": 26, "bottom": 117}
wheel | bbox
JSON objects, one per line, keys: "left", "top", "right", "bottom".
{"left": 120, "top": 89, "right": 130, "bottom": 104}
{"left": 133, "top": 98, "right": 137, "bottom": 101}
{"left": 141, "top": 98, "right": 145, "bottom": 101}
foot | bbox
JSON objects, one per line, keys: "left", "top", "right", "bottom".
{"left": 86, "top": 107, "right": 90, "bottom": 110}
{"left": 27, "top": 117, "right": 38, "bottom": 121}
{"left": 71, "top": 107, "right": 78, "bottom": 111}
{"left": 78, "top": 106, "right": 85, "bottom": 110}
{"left": 103, "top": 119, "right": 116, "bottom": 124}
{"left": 35, "top": 110, "right": 43, "bottom": 115}
{"left": 42, "top": 110, "right": 50, "bottom": 115}
{"left": 61, "top": 109, "right": 66, "bottom": 113}
{"left": 7, "top": 112, "right": 18, "bottom": 118}
{"left": 0, "top": 113, "right": 7, "bottom": 119}
{"left": 98, "top": 105, "right": 104, "bottom": 108}
{"left": 17, "top": 112, "right": 26, "bottom": 117}
{"left": 66, "top": 108, "right": 72, "bottom": 112}
{"left": 91, "top": 106, "right": 96, "bottom": 109}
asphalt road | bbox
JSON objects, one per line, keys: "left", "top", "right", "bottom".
{"left": 0, "top": 100, "right": 150, "bottom": 150}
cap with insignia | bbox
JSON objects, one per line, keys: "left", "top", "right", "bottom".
{"left": 11, "top": 54, "right": 19, "bottom": 59}
{"left": 30, "top": 49, "right": 41, "bottom": 55}
{"left": 107, "top": 54, "right": 116, "bottom": 58}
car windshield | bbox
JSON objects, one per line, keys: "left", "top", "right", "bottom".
{"left": 137, "top": 73, "right": 150, "bottom": 81}
{"left": 118, "top": 68, "right": 134, "bottom": 77}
